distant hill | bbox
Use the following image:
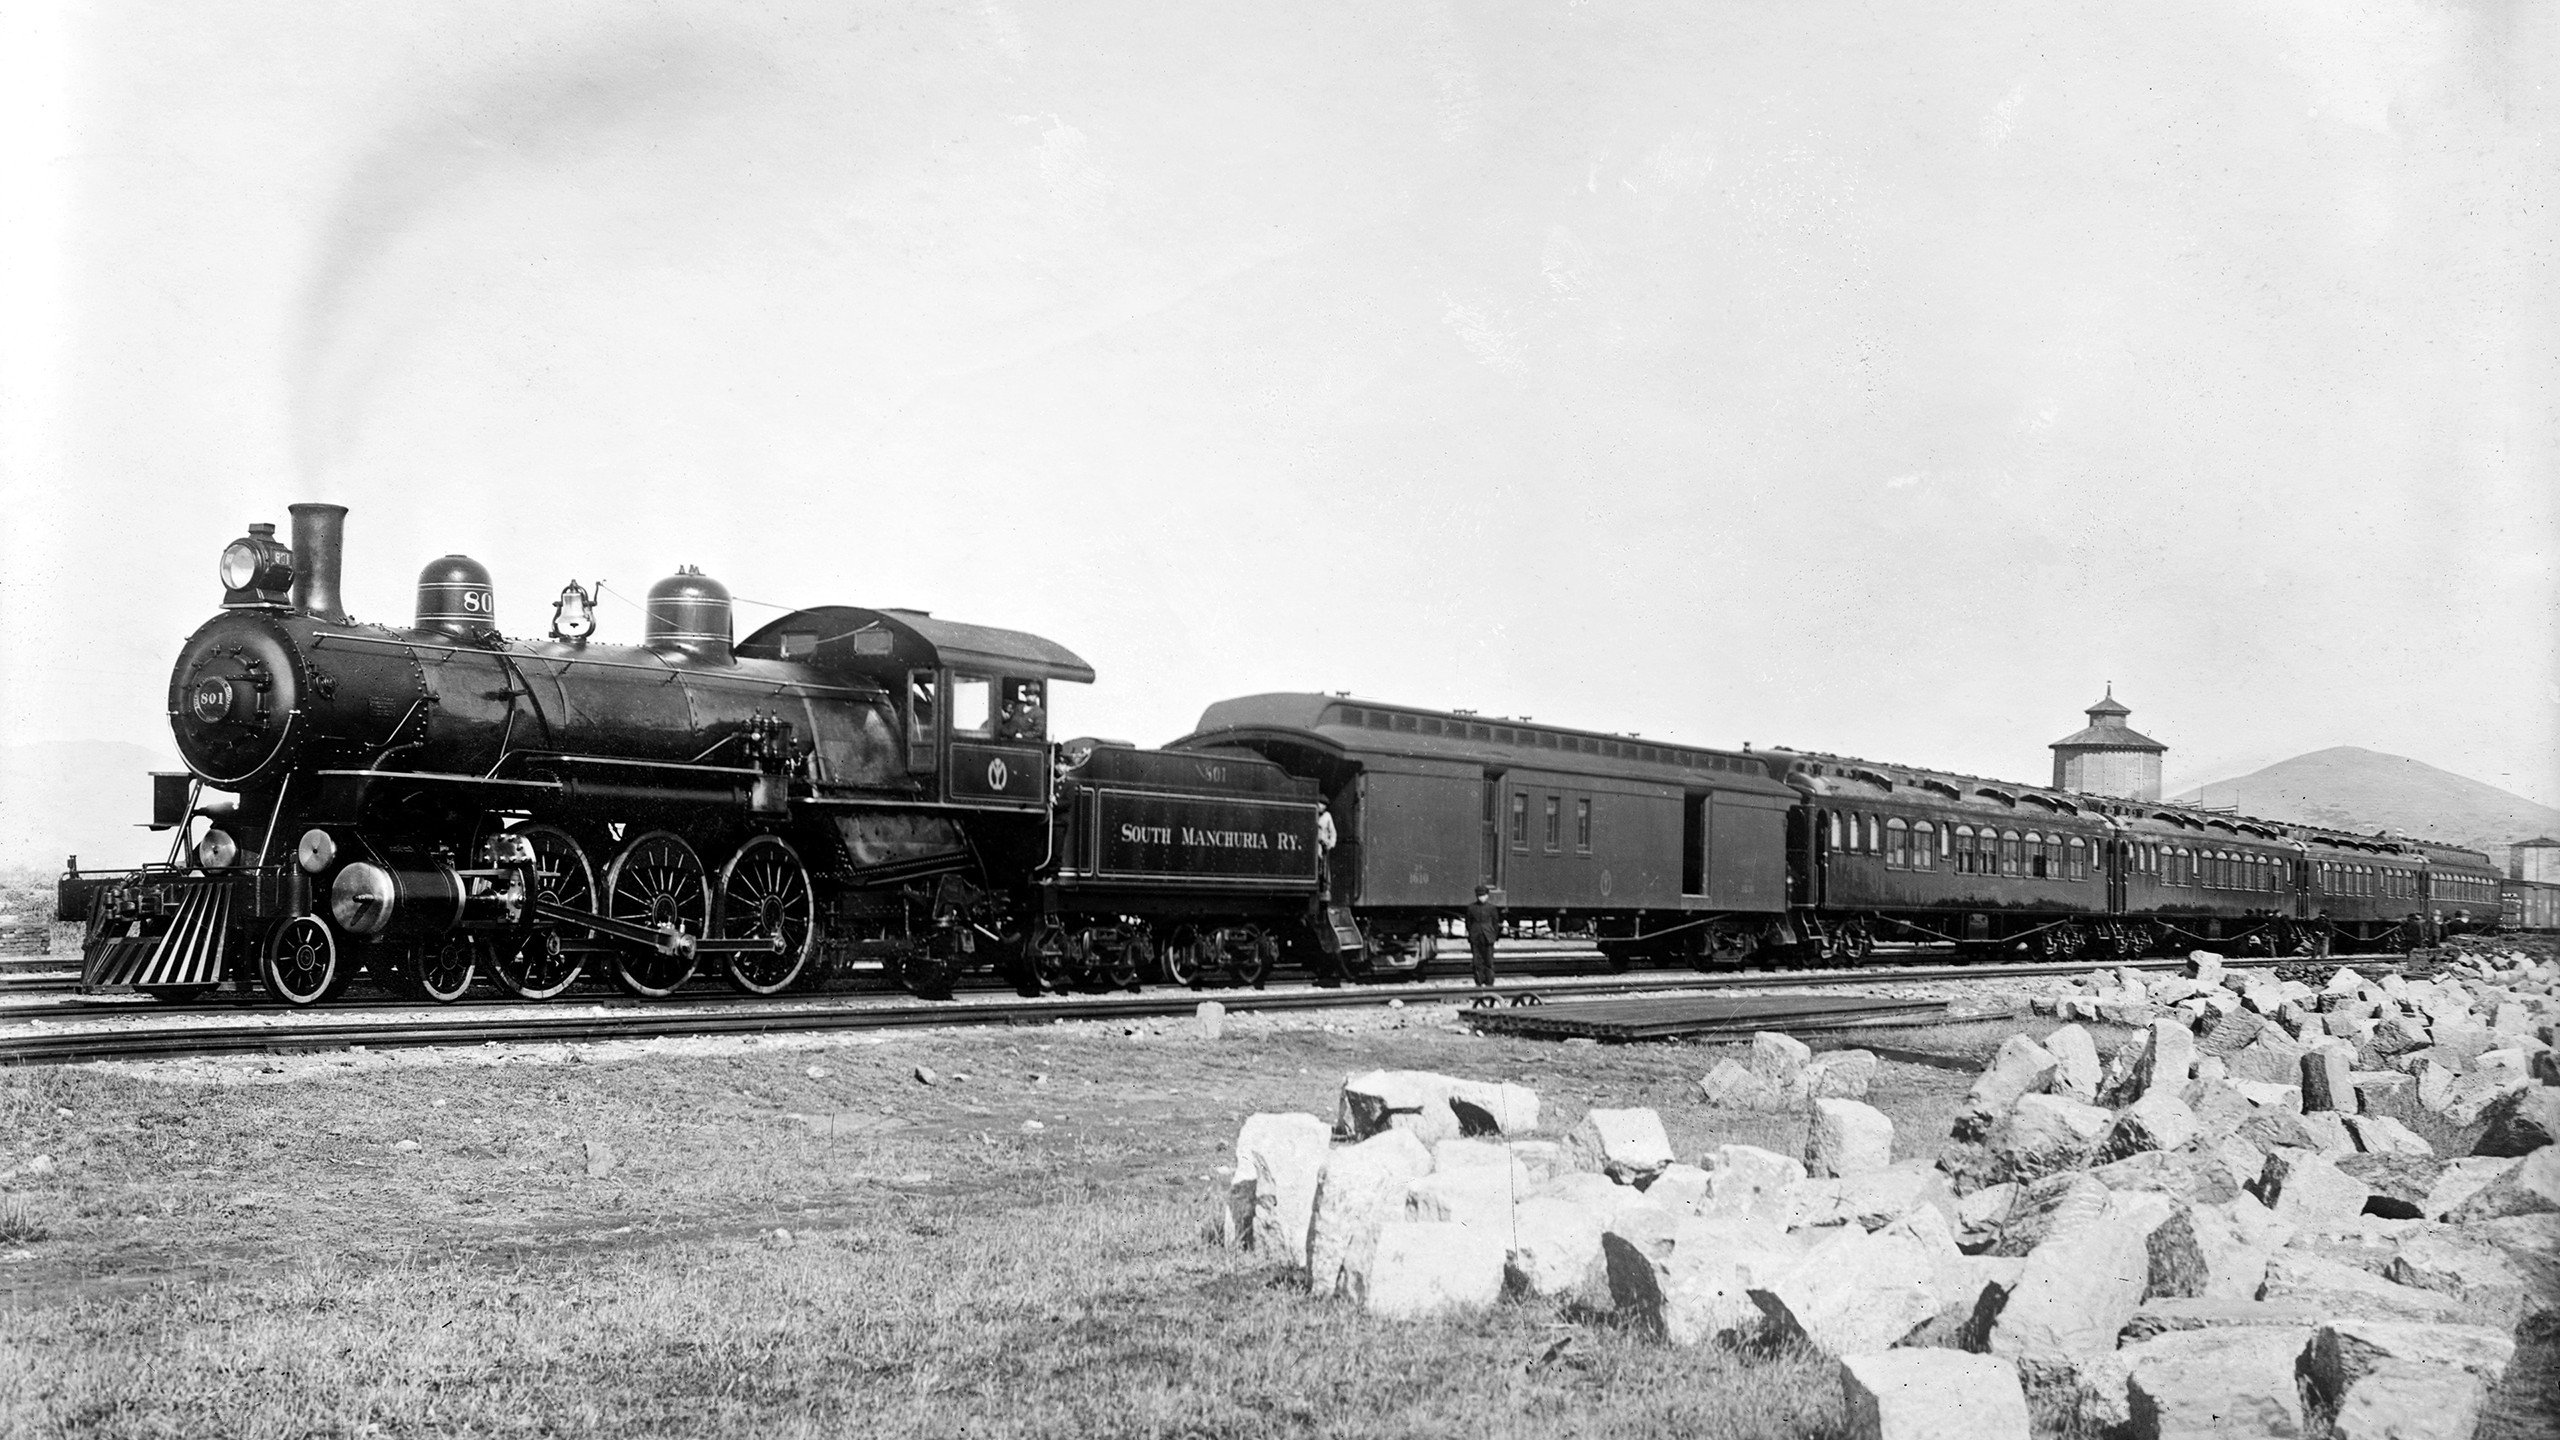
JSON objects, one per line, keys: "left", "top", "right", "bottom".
{"left": 2171, "top": 747, "right": 2560, "bottom": 858}
{"left": 0, "top": 741, "right": 183, "bottom": 876}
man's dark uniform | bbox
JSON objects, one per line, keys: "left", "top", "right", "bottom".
{"left": 1464, "top": 891, "right": 1501, "bottom": 988}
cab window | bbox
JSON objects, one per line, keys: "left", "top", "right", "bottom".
{"left": 997, "top": 678, "right": 1047, "bottom": 741}
{"left": 906, "top": 671, "right": 938, "bottom": 747}
{"left": 948, "top": 674, "right": 995, "bottom": 738}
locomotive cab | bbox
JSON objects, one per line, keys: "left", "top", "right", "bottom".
{"left": 736, "top": 605, "right": 1093, "bottom": 814}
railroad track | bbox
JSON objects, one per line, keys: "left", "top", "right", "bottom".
{"left": 0, "top": 951, "right": 2412, "bottom": 1067}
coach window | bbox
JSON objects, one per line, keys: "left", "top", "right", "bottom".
{"left": 1576, "top": 798, "right": 1592, "bottom": 854}
{"left": 1913, "top": 821, "right": 1936, "bottom": 870}
{"left": 2000, "top": 830, "right": 2022, "bottom": 877}
{"left": 2067, "top": 836, "right": 2087, "bottom": 881}
{"left": 1511, "top": 793, "right": 1528, "bottom": 850}
{"left": 1885, "top": 818, "right": 1909, "bottom": 869}
{"left": 1828, "top": 812, "right": 1844, "bottom": 850}
{"left": 2024, "top": 832, "right": 2045, "bottom": 877}
{"left": 1544, "top": 796, "right": 1561, "bottom": 853}
{"left": 1953, "top": 825, "right": 1975, "bottom": 873}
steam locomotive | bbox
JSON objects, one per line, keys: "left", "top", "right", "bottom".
{"left": 61, "top": 504, "right": 1332, "bottom": 1004}
{"left": 59, "top": 504, "right": 2522, "bottom": 1007}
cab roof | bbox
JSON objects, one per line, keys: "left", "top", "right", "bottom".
{"left": 738, "top": 606, "right": 1095, "bottom": 684}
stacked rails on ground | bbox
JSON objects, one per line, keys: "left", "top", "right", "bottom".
{"left": 1462, "top": 991, "right": 1945, "bottom": 1042}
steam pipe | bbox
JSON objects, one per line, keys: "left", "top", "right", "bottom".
{"left": 289, "top": 502, "right": 349, "bottom": 622}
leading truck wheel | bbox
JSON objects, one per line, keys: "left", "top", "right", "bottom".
{"left": 715, "top": 836, "right": 816, "bottom": 996}
{"left": 405, "top": 937, "right": 481, "bottom": 1004}
{"left": 604, "top": 831, "right": 709, "bottom": 998}
{"left": 260, "top": 915, "right": 346, "bottom": 1007}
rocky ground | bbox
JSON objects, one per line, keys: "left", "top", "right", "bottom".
{"left": 1, "top": 950, "right": 2550, "bottom": 1439}
{"left": 1223, "top": 946, "right": 2559, "bottom": 1440}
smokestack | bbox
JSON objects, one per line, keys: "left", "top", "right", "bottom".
{"left": 289, "top": 502, "right": 349, "bottom": 622}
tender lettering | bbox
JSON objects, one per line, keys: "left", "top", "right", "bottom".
{"left": 1179, "top": 826, "right": 1271, "bottom": 850}
{"left": 1118, "top": 823, "right": 1174, "bottom": 845}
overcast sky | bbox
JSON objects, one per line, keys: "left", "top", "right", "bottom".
{"left": 3, "top": 0, "right": 2554, "bottom": 810}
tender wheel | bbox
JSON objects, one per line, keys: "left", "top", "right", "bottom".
{"left": 405, "top": 937, "right": 482, "bottom": 1004}
{"left": 1229, "top": 926, "right": 1276, "bottom": 989}
{"left": 1102, "top": 930, "right": 1147, "bottom": 992}
{"left": 1026, "top": 922, "right": 1074, "bottom": 993}
{"left": 260, "top": 914, "right": 346, "bottom": 1007}
{"left": 715, "top": 836, "right": 816, "bottom": 996}
{"left": 603, "top": 830, "right": 709, "bottom": 998}
{"left": 493, "top": 823, "right": 594, "bottom": 1001}
{"left": 1162, "top": 928, "right": 1207, "bottom": 989}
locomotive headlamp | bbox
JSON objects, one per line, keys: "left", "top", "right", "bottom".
{"left": 196, "top": 828, "right": 240, "bottom": 869}
{"left": 297, "top": 828, "right": 337, "bottom": 874}
{"left": 219, "top": 523, "right": 295, "bottom": 607}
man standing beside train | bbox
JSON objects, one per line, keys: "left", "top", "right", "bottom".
{"left": 1465, "top": 886, "right": 1502, "bottom": 989}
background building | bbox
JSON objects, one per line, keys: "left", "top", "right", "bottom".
{"left": 2051, "top": 689, "right": 2167, "bottom": 802}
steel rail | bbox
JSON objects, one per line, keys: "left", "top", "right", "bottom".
{"left": 0, "top": 950, "right": 2409, "bottom": 1067}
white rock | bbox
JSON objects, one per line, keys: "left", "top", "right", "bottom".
{"left": 1642, "top": 1162, "right": 1714, "bottom": 1212}
{"left": 2304, "top": 1318, "right": 2518, "bottom": 1407}
{"left": 1703, "top": 1143, "right": 1807, "bottom": 1215}
{"left": 1195, "top": 1000, "right": 1225, "bottom": 1039}
{"left": 1751, "top": 1030, "right": 1813, "bottom": 1086}
{"left": 2254, "top": 1150, "right": 2370, "bottom": 1226}
{"left": 1445, "top": 1079, "right": 1541, "bottom": 1135}
{"left": 1987, "top": 1211, "right": 2151, "bottom": 1366}
{"left": 1750, "top": 1223, "right": 1941, "bottom": 1357}
{"left": 2100, "top": 1088, "right": 2199, "bottom": 1160}
{"left": 1962, "top": 1036, "right": 2060, "bottom": 1134}
{"left": 2145, "top": 1202, "right": 2275, "bottom": 1302}
{"left": 1505, "top": 1196, "right": 1611, "bottom": 1298}
{"left": 1837, "top": 1351, "right": 2032, "bottom": 1440}
{"left": 1989, "top": 1093, "right": 2112, "bottom": 1177}
{"left": 1354, "top": 1221, "right": 1505, "bottom": 1319}
{"left": 1338, "top": 1070, "right": 1457, "bottom": 1142}
{"left": 1403, "top": 1161, "right": 1527, "bottom": 1232}
{"left": 1242, "top": 1113, "right": 1333, "bottom": 1263}
{"left": 1807, "top": 1098, "right": 1895, "bottom": 1177}
{"left": 2044, "top": 1024, "right": 2101, "bottom": 1102}
{"left": 2119, "top": 1325, "right": 2314, "bottom": 1438}
{"left": 2331, "top": 1361, "right": 2490, "bottom": 1440}
{"left": 2302, "top": 1041, "right": 2357, "bottom": 1113}
{"left": 1570, "top": 1107, "right": 1674, "bottom": 1184}
{"left": 1609, "top": 1214, "right": 1804, "bottom": 1345}
{"left": 1305, "top": 1129, "right": 1433, "bottom": 1296}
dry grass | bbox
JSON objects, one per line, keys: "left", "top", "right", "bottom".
{"left": 0, "top": 1013, "right": 1981, "bottom": 1439}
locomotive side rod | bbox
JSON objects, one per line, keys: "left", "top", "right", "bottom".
{"left": 525, "top": 898, "right": 783, "bottom": 958}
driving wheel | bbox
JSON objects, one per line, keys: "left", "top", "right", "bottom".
{"left": 715, "top": 835, "right": 816, "bottom": 996}
{"left": 492, "top": 824, "right": 594, "bottom": 1000}
{"left": 604, "top": 831, "right": 708, "bottom": 998}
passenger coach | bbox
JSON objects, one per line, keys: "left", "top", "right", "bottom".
{"left": 1173, "top": 694, "right": 1799, "bottom": 972}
